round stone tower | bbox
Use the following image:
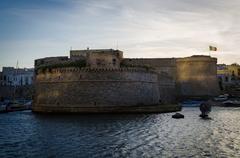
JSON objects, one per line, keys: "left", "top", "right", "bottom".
{"left": 32, "top": 49, "right": 161, "bottom": 113}
{"left": 176, "top": 55, "right": 220, "bottom": 99}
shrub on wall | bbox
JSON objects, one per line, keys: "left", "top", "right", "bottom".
{"left": 120, "top": 62, "right": 154, "bottom": 71}
{"left": 36, "top": 60, "right": 87, "bottom": 72}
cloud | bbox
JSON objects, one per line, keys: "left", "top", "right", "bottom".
{"left": 0, "top": 0, "right": 240, "bottom": 69}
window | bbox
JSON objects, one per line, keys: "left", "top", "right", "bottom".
{"left": 225, "top": 76, "right": 228, "bottom": 82}
{"left": 112, "top": 58, "right": 116, "bottom": 65}
{"left": 20, "top": 77, "right": 23, "bottom": 86}
{"left": 25, "top": 77, "right": 29, "bottom": 85}
{"left": 238, "top": 69, "right": 240, "bottom": 76}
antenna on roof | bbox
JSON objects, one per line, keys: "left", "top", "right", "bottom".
{"left": 16, "top": 60, "right": 19, "bottom": 69}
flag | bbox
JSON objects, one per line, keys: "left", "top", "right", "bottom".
{"left": 209, "top": 45, "right": 217, "bottom": 51}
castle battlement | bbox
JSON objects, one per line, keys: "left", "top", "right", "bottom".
{"left": 38, "top": 67, "right": 156, "bottom": 74}
{"left": 33, "top": 48, "right": 220, "bottom": 113}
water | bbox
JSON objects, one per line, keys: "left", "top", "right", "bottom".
{"left": 0, "top": 107, "right": 240, "bottom": 158}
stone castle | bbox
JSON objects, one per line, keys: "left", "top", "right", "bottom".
{"left": 33, "top": 49, "right": 219, "bottom": 113}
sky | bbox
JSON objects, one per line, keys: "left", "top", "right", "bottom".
{"left": 0, "top": 0, "right": 240, "bottom": 69}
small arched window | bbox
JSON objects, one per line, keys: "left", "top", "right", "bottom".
{"left": 112, "top": 58, "right": 116, "bottom": 65}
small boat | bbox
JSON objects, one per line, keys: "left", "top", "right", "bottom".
{"left": 24, "top": 101, "right": 32, "bottom": 109}
{"left": 214, "top": 94, "right": 228, "bottom": 101}
{"left": 0, "top": 104, "right": 7, "bottom": 113}
{"left": 6, "top": 101, "right": 29, "bottom": 112}
{"left": 223, "top": 100, "right": 240, "bottom": 107}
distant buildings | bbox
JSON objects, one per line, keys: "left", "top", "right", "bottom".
{"left": 217, "top": 63, "right": 240, "bottom": 90}
{"left": 0, "top": 72, "right": 3, "bottom": 86}
{"left": 0, "top": 67, "right": 34, "bottom": 86}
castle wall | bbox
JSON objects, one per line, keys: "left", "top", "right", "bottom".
{"left": 33, "top": 48, "right": 220, "bottom": 113}
{"left": 35, "top": 56, "right": 69, "bottom": 68}
{"left": 176, "top": 56, "right": 220, "bottom": 99}
{"left": 123, "top": 56, "right": 220, "bottom": 101}
{"left": 70, "top": 50, "right": 88, "bottom": 60}
{"left": 87, "top": 51, "right": 121, "bottom": 69}
{"left": 33, "top": 68, "right": 160, "bottom": 112}
{"left": 122, "top": 58, "right": 177, "bottom": 103}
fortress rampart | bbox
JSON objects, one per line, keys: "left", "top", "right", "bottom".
{"left": 123, "top": 56, "right": 219, "bottom": 102}
{"left": 33, "top": 67, "right": 160, "bottom": 113}
{"left": 176, "top": 56, "right": 219, "bottom": 99}
{"left": 33, "top": 49, "right": 219, "bottom": 113}
{"left": 122, "top": 58, "right": 177, "bottom": 103}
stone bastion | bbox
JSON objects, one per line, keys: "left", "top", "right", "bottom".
{"left": 32, "top": 67, "right": 162, "bottom": 113}
{"left": 33, "top": 49, "right": 220, "bottom": 113}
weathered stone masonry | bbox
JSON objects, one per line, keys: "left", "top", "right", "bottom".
{"left": 122, "top": 55, "right": 220, "bottom": 102}
{"left": 33, "top": 49, "right": 219, "bottom": 113}
{"left": 33, "top": 67, "right": 160, "bottom": 112}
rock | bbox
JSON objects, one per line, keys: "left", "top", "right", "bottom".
{"left": 199, "top": 114, "right": 208, "bottom": 118}
{"left": 172, "top": 113, "right": 184, "bottom": 119}
{"left": 199, "top": 114, "right": 212, "bottom": 119}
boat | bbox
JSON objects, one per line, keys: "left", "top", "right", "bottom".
{"left": 214, "top": 94, "right": 228, "bottom": 101}
{"left": 6, "top": 101, "right": 30, "bottom": 112}
{"left": 222, "top": 100, "right": 240, "bottom": 107}
{"left": 0, "top": 104, "right": 7, "bottom": 113}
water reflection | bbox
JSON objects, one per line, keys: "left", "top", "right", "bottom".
{"left": 0, "top": 107, "right": 240, "bottom": 157}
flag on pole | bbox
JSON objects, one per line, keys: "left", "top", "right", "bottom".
{"left": 209, "top": 45, "right": 217, "bottom": 51}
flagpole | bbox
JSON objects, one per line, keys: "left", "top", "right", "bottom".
{"left": 209, "top": 45, "right": 217, "bottom": 57}
{"left": 208, "top": 46, "right": 210, "bottom": 56}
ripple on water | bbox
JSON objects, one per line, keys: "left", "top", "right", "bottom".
{"left": 0, "top": 107, "right": 240, "bottom": 157}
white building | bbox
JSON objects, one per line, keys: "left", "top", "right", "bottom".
{"left": 0, "top": 72, "right": 3, "bottom": 86}
{"left": 1, "top": 67, "right": 34, "bottom": 86}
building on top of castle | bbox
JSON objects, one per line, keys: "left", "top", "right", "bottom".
{"left": 35, "top": 49, "right": 124, "bottom": 70}
{"left": 33, "top": 48, "right": 220, "bottom": 114}
{"left": 70, "top": 49, "right": 123, "bottom": 69}
{"left": 35, "top": 56, "right": 69, "bottom": 69}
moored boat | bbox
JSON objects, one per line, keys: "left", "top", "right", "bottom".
{"left": 0, "top": 104, "right": 7, "bottom": 113}
{"left": 223, "top": 100, "right": 240, "bottom": 107}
